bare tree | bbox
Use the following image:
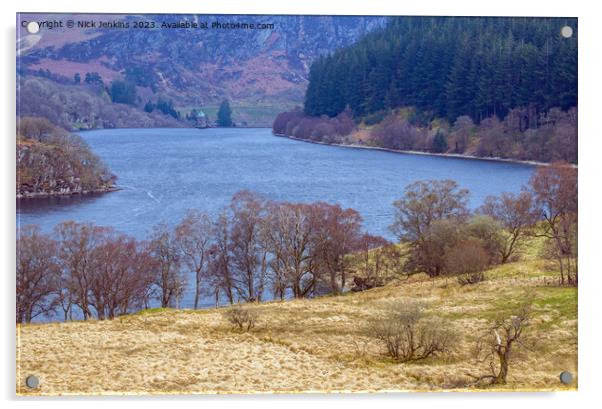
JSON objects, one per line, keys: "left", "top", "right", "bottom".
{"left": 391, "top": 180, "right": 469, "bottom": 277}
{"left": 350, "top": 234, "right": 391, "bottom": 291}
{"left": 529, "top": 163, "right": 578, "bottom": 285}
{"left": 89, "top": 233, "right": 157, "bottom": 319}
{"left": 16, "top": 225, "right": 60, "bottom": 323}
{"left": 229, "top": 191, "right": 270, "bottom": 302}
{"left": 468, "top": 301, "right": 533, "bottom": 385}
{"left": 149, "top": 223, "right": 185, "bottom": 308}
{"left": 311, "top": 202, "right": 363, "bottom": 294}
{"left": 450, "top": 115, "right": 474, "bottom": 153}
{"left": 17, "top": 116, "right": 64, "bottom": 141}
{"left": 175, "top": 210, "right": 212, "bottom": 309}
{"left": 407, "top": 218, "right": 464, "bottom": 278}
{"left": 55, "top": 221, "right": 111, "bottom": 320}
{"left": 265, "top": 202, "right": 317, "bottom": 298}
{"left": 391, "top": 179, "right": 470, "bottom": 242}
{"left": 480, "top": 191, "right": 536, "bottom": 263}
{"left": 207, "top": 212, "right": 235, "bottom": 304}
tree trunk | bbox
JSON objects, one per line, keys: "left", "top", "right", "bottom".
{"left": 495, "top": 348, "right": 510, "bottom": 384}
{"left": 194, "top": 270, "right": 201, "bottom": 309}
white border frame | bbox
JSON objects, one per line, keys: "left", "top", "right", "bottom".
{"left": 3, "top": 1, "right": 600, "bottom": 408}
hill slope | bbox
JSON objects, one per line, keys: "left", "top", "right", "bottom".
{"left": 17, "top": 258, "right": 576, "bottom": 395}
{"left": 17, "top": 14, "right": 387, "bottom": 128}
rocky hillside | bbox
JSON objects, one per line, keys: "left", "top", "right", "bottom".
{"left": 17, "top": 14, "right": 387, "bottom": 128}
{"left": 17, "top": 117, "right": 116, "bottom": 198}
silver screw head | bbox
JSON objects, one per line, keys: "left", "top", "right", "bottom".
{"left": 26, "top": 21, "right": 40, "bottom": 34}
{"left": 561, "top": 26, "right": 573, "bottom": 39}
{"left": 25, "top": 375, "right": 39, "bottom": 389}
{"left": 559, "top": 371, "right": 573, "bottom": 385}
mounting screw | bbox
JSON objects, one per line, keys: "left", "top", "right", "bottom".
{"left": 25, "top": 375, "right": 39, "bottom": 389}
{"left": 26, "top": 21, "right": 40, "bottom": 34}
{"left": 559, "top": 371, "right": 573, "bottom": 385}
{"left": 561, "top": 26, "right": 573, "bottom": 39}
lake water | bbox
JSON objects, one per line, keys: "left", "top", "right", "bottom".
{"left": 17, "top": 127, "right": 536, "bottom": 312}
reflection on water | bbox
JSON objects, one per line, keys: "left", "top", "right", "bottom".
{"left": 18, "top": 192, "right": 105, "bottom": 213}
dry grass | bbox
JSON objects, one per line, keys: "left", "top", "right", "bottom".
{"left": 16, "top": 258, "right": 577, "bottom": 395}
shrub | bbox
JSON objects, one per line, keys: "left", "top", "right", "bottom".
{"left": 367, "top": 301, "right": 456, "bottom": 362}
{"left": 443, "top": 238, "right": 490, "bottom": 279}
{"left": 222, "top": 305, "right": 258, "bottom": 332}
{"left": 457, "top": 272, "right": 486, "bottom": 286}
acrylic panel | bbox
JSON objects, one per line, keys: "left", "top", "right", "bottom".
{"left": 16, "top": 13, "right": 578, "bottom": 395}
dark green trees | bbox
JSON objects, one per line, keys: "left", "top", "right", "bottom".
{"left": 304, "top": 17, "right": 577, "bottom": 124}
{"left": 432, "top": 130, "right": 448, "bottom": 153}
{"left": 109, "top": 80, "right": 137, "bottom": 105}
{"left": 217, "top": 99, "right": 233, "bottom": 127}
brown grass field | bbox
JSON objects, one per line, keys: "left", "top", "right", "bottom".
{"left": 16, "top": 256, "right": 577, "bottom": 395}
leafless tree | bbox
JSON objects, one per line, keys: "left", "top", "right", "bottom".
{"left": 175, "top": 210, "right": 212, "bottom": 309}
{"left": 450, "top": 115, "right": 474, "bottom": 153}
{"left": 311, "top": 202, "right": 363, "bottom": 294}
{"left": 480, "top": 191, "right": 536, "bottom": 263}
{"left": 529, "top": 163, "right": 578, "bottom": 285}
{"left": 89, "top": 233, "right": 156, "bottom": 319}
{"left": 468, "top": 301, "right": 533, "bottom": 385}
{"left": 149, "top": 223, "right": 186, "bottom": 308}
{"left": 407, "top": 218, "right": 464, "bottom": 278}
{"left": 391, "top": 179, "right": 470, "bottom": 243}
{"left": 350, "top": 234, "right": 392, "bottom": 290}
{"left": 228, "top": 191, "right": 270, "bottom": 302}
{"left": 207, "top": 212, "right": 235, "bottom": 304}
{"left": 16, "top": 225, "right": 60, "bottom": 323}
{"left": 17, "top": 116, "right": 64, "bottom": 141}
{"left": 391, "top": 180, "right": 469, "bottom": 277}
{"left": 54, "top": 221, "right": 111, "bottom": 320}
{"left": 265, "top": 202, "right": 317, "bottom": 298}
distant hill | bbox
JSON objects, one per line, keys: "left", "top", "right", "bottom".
{"left": 274, "top": 16, "right": 578, "bottom": 164}
{"left": 17, "top": 14, "right": 387, "bottom": 128}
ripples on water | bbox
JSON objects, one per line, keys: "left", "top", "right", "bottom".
{"left": 17, "top": 128, "right": 536, "bottom": 314}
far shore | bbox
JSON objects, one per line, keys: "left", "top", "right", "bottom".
{"left": 17, "top": 186, "right": 121, "bottom": 200}
{"left": 273, "top": 132, "right": 578, "bottom": 168}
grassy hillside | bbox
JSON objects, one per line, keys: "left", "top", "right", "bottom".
{"left": 16, "top": 253, "right": 576, "bottom": 395}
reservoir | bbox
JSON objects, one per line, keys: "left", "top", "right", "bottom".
{"left": 17, "top": 127, "right": 536, "bottom": 312}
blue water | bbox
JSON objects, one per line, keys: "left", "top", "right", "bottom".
{"left": 17, "top": 128, "right": 535, "bottom": 313}
{"left": 17, "top": 127, "right": 535, "bottom": 239}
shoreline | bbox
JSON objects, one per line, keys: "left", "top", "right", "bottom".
{"left": 17, "top": 186, "right": 121, "bottom": 200}
{"left": 273, "top": 133, "right": 578, "bottom": 168}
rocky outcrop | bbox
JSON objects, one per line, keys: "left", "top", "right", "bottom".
{"left": 17, "top": 136, "right": 116, "bottom": 199}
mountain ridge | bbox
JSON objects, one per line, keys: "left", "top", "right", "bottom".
{"left": 17, "top": 14, "right": 388, "bottom": 128}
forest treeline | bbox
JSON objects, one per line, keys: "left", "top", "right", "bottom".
{"left": 273, "top": 106, "right": 577, "bottom": 163}
{"left": 304, "top": 17, "right": 577, "bottom": 122}
{"left": 274, "top": 17, "right": 578, "bottom": 164}
{"left": 17, "top": 163, "right": 576, "bottom": 323}
{"left": 17, "top": 117, "right": 116, "bottom": 198}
